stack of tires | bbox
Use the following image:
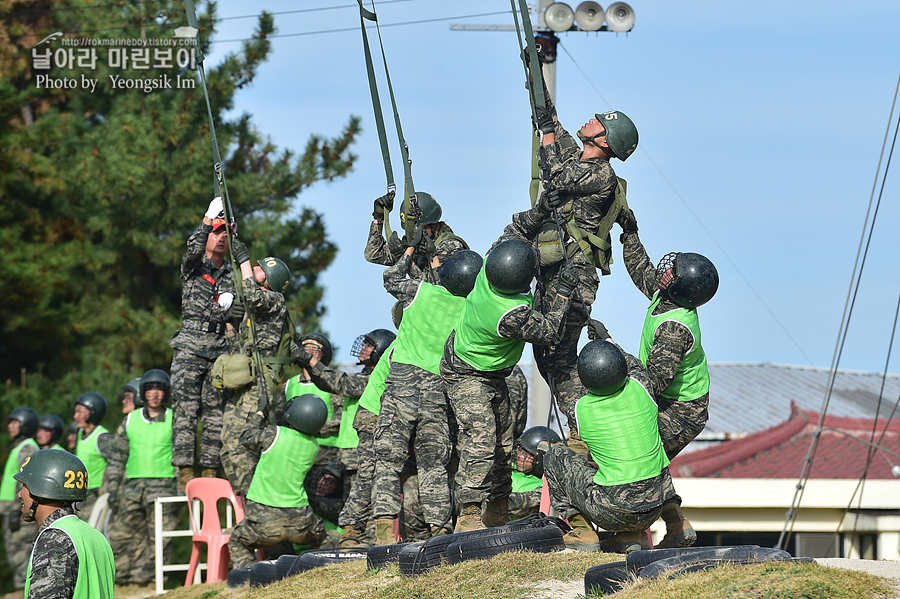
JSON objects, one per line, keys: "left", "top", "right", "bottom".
{"left": 226, "top": 548, "right": 368, "bottom": 589}
{"left": 584, "top": 545, "right": 812, "bottom": 596}
{"left": 367, "top": 516, "right": 568, "bottom": 576}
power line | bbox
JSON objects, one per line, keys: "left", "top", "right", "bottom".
{"left": 557, "top": 41, "right": 816, "bottom": 367}
{"left": 218, "top": 0, "right": 413, "bottom": 22}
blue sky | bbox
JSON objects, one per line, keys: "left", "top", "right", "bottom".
{"left": 203, "top": 0, "right": 900, "bottom": 372}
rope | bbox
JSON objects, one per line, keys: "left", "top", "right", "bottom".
{"left": 777, "top": 70, "right": 900, "bottom": 551}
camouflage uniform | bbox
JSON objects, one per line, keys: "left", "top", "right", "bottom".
{"left": 169, "top": 222, "right": 234, "bottom": 470}
{"left": 506, "top": 365, "right": 529, "bottom": 442}
{"left": 105, "top": 407, "right": 179, "bottom": 585}
{"left": 397, "top": 458, "right": 431, "bottom": 539}
{"left": 220, "top": 275, "right": 288, "bottom": 496}
{"left": 372, "top": 255, "right": 456, "bottom": 528}
{"left": 364, "top": 220, "right": 467, "bottom": 285}
{"left": 228, "top": 413, "right": 325, "bottom": 568}
{"left": 622, "top": 231, "right": 710, "bottom": 460}
{"left": 543, "top": 349, "right": 676, "bottom": 532}
{"left": 1, "top": 436, "right": 38, "bottom": 589}
{"left": 440, "top": 274, "right": 569, "bottom": 508}
{"left": 508, "top": 477, "right": 543, "bottom": 520}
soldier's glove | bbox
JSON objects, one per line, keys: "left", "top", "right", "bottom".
{"left": 225, "top": 301, "right": 245, "bottom": 326}
{"left": 557, "top": 264, "right": 579, "bottom": 298}
{"left": 257, "top": 392, "right": 269, "bottom": 415}
{"left": 205, "top": 196, "right": 223, "bottom": 220}
{"left": 231, "top": 237, "right": 250, "bottom": 265}
{"left": 535, "top": 107, "right": 555, "bottom": 135}
{"left": 7, "top": 508, "right": 22, "bottom": 532}
{"left": 408, "top": 223, "right": 425, "bottom": 250}
{"left": 617, "top": 208, "right": 638, "bottom": 235}
{"left": 372, "top": 189, "right": 395, "bottom": 221}
{"left": 538, "top": 187, "right": 565, "bottom": 214}
{"left": 387, "top": 231, "right": 406, "bottom": 256}
{"left": 291, "top": 343, "right": 313, "bottom": 368}
{"left": 587, "top": 319, "right": 610, "bottom": 341}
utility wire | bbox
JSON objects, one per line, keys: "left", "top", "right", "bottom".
{"left": 777, "top": 70, "right": 900, "bottom": 551}
{"left": 557, "top": 41, "right": 815, "bottom": 367}
{"left": 218, "top": 0, "right": 413, "bottom": 22}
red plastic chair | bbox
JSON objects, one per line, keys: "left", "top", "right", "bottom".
{"left": 184, "top": 477, "right": 245, "bottom": 585}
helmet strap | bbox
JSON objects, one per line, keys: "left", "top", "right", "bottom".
{"left": 577, "top": 131, "right": 608, "bottom": 153}
{"left": 22, "top": 497, "right": 39, "bottom": 522}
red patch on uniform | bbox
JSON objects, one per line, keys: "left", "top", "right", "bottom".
{"left": 203, "top": 274, "right": 216, "bottom": 285}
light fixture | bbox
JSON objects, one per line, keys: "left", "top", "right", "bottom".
{"left": 544, "top": 2, "right": 576, "bottom": 33}
{"left": 605, "top": 2, "right": 635, "bottom": 32}
{"left": 574, "top": 2, "right": 605, "bottom": 32}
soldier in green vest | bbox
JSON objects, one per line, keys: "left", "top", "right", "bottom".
{"left": 105, "top": 369, "right": 178, "bottom": 585}
{"left": 508, "top": 426, "right": 560, "bottom": 520}
{"left": 36, "top": 415, "right": 66, "bottom": 451}
{"left": 228, "top": 393, "right": 331, "bottom": 568}
{"left": 365, "top": 190, "right": 469, "bottom": 285}
{"left": 2, "top": 406, "right": 40, "bottom": 589}
{"left": 71, "top": 393, "right": 114, "bottom": 524}
{"left": 220, "top": 240, "right": 296, "bottom": 497}
{"left": 117, "top": 377, "right": 143, "bottom": 422}
{"left": 618, "top": 212, "right": 719, "bottom": 549}
{"left": 440, "top": 239, "right": 577, "bottom": 532}
{"left": 371, "top": 249, "right": 483, "bottom": 544}
{"left": 15, "top": 449, "right": 115, "bottom": 599}
{"left": 539, "top": 340, "right": 677, "bottom": 554}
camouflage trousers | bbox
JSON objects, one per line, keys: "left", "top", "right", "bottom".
{"left": 170, "top": 349, "right": 226, "bottom": 469}
{"left": 221, "top": 381, "right": 267, "bottom": 496}
{"left": 544, "top": 444, "right": 675, "bottom": 533}
{"left": 440, "top": 338, "right": 513, "bottom": 506}
{"left": 658, "top": 395, "right": 709, "bottom": 460}
{"left": 1, "top": 501, "right": 38, "bottom": 589}
{"left": 398, "top": 465, "right": 431, "bottom": 540}
{"left": 338, "top": 407, "right": 377, "bottom": 532}
{"left": 107, "top": 477, "right": 180, "bottom": 585}
{"left": 372, "top": 364, "right": 452, "bottom": 526}
{"left": 508, "top": 488, "right": 543, "bottom": 520}
{"left": 533, "top": 261, "right": 596, "bottom": 429}
{"left": 229, "top": 499, "right": 325, "bottom": 569}
{"left": 75, "top": 487, "right": 100, "bottom": 524}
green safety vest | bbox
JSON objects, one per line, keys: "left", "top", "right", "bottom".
{"left": 76, "top": 426, "right": 109, "bottom": 490}
{"left": 511, "top": 469, "right": 543, "bottom": 494}
{"left": 125, "top": 410, "right": 175, "bottom": 479}
{"left": 25, "top": 513, "right": 115, "bottom": 599}
{"left": 393, "top": 282, "right": 466, "bottom": 375}
{"left": 453, "top": 267, "right": 533, "bottom": 372}
{"left": 357, "top": 342, "right": 395, "bottom": 416}
{"left": 246, "top": 426, "right": 318, "bottom": 508}
{"left": 639, "top": 291, "right": 710, "bottom": 401}
{"left": 284, "top": 376, "right": 351, "bottom": 447}
{"left": 0, "top": 438, "right": 38, "bottom": 501}
{"left": 575, "top": 378, "right": 670, "bottom": 487}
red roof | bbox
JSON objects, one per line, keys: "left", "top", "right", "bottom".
{"left": 670, "top": 402, "right": 900, "bottom": 479}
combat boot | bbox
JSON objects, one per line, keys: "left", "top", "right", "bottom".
{"left": 455, "top": 503, "right": 486, "bottom": 533}
{"left": 200, "top": 468, "right": 217, "bottom": 478}
{"left": 562, "top": 513, "right": 600, "bottom": 551}
{"left": 374, "top": 518, "right": 396, "bottom": 546}
{"left": 178, "top": 466, "right": 195, "bottom": 491}
{"left": 338, "top": 522, "right": 368, "bottom": 548}
{"left": 566, "top": 429, "right": 592, "bottom": 458}
{"left": 429, "top": 524, "right": 452, "bottom": 537}
{"left": 482, "top": 498, "right": 510, "bottom": 528}
{"left": 597, "top": 530, "right": 642, "bottom": 554}
{"left": 600, "top": 530, "right": 651, "bottom": 552}
{"left": 656, "top": 503, "right": 697, "bottom": 549}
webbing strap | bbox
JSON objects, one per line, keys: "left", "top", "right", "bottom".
{"left": 357, "top": 0, "right": 416, "bottom": 238}
{"left": 183, "top": 0, "right": 271, "bottom": 403}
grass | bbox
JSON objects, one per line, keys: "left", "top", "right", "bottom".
{"left": 153, "top": 550, "right": 897, "bottom": 599}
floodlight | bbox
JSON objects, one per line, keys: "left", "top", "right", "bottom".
{"left": 575, "top": 2, "right": 604, "bottom": 31}
{"left": 605, "top": 2, "right": 635, "bottom": 32}
{"left": 544, "top": 2, "right": 575, "bottom": 33}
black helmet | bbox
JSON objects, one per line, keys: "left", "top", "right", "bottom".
{"left": 74, "top": 393, "right": 107, "bottom": 424}
{"left": 438, "top": 250, "right": 483, "bottom": 298}
{"left": 14, "top": 449, "right": 89, "bottom": 503}
{"left": 300, "top": 332, "right": 333, "bottom": 366}
{"left": 656, "top": 252, "right": 719, "bottom": 309}
{"left": 351, "top": 329, "right": 396, "bottom": 366}
{"left": 140, "top": 369, "right": 171, "bottom": 404}
{"left": 66, "top": 421, "right": 79, "bottom": 438}
{"left": 6, "top": 407, "right": 40, "bottom": 437}
{"left": 258, "top": 256, "right": 292, "bottom": 294}
{"left": 401, "top": 191, "right": 443, "bottom": 236}
{"left": 284, "top": 394, "right": 329, "bottom": 436}
{"left": 118, "top": 377, "right": 143, "bottom": 407}
{"left": 38, "top": 414, "right": 65, "bottom": 445}
{"left": 516, "top": 426, "right": 562, "bottom": 479}
{"left": 485, "top": 239, "right": 536, "bottom": 295}
{"left": 577, "top": 340, "right": 628, "bottom": 396}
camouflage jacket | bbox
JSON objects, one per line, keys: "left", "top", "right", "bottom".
{"left": 26, "top": 505, "right": 79, "bottom": 599}
{"left": 365, "top": 220, "right": 467, "bottom": 284}
{"left": 497, "top": 284, "right": 569, "bottom": 346}
{"left": 169, "top": 222, "right": 235, "bottom": 360}
{"left": 239, "top": 412, "right": 278, "bottom": 454}
{"left": 621, "top": 231, "right": 697, "bottom": 398}
{"left": 237, "top": 277, "right": 286, "bottom": 358}
{"left": 383, "top": 253, "right": 421, "bottom": 307}
{"left": 506, "top": 365, "right": 529, "bottom": 441}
